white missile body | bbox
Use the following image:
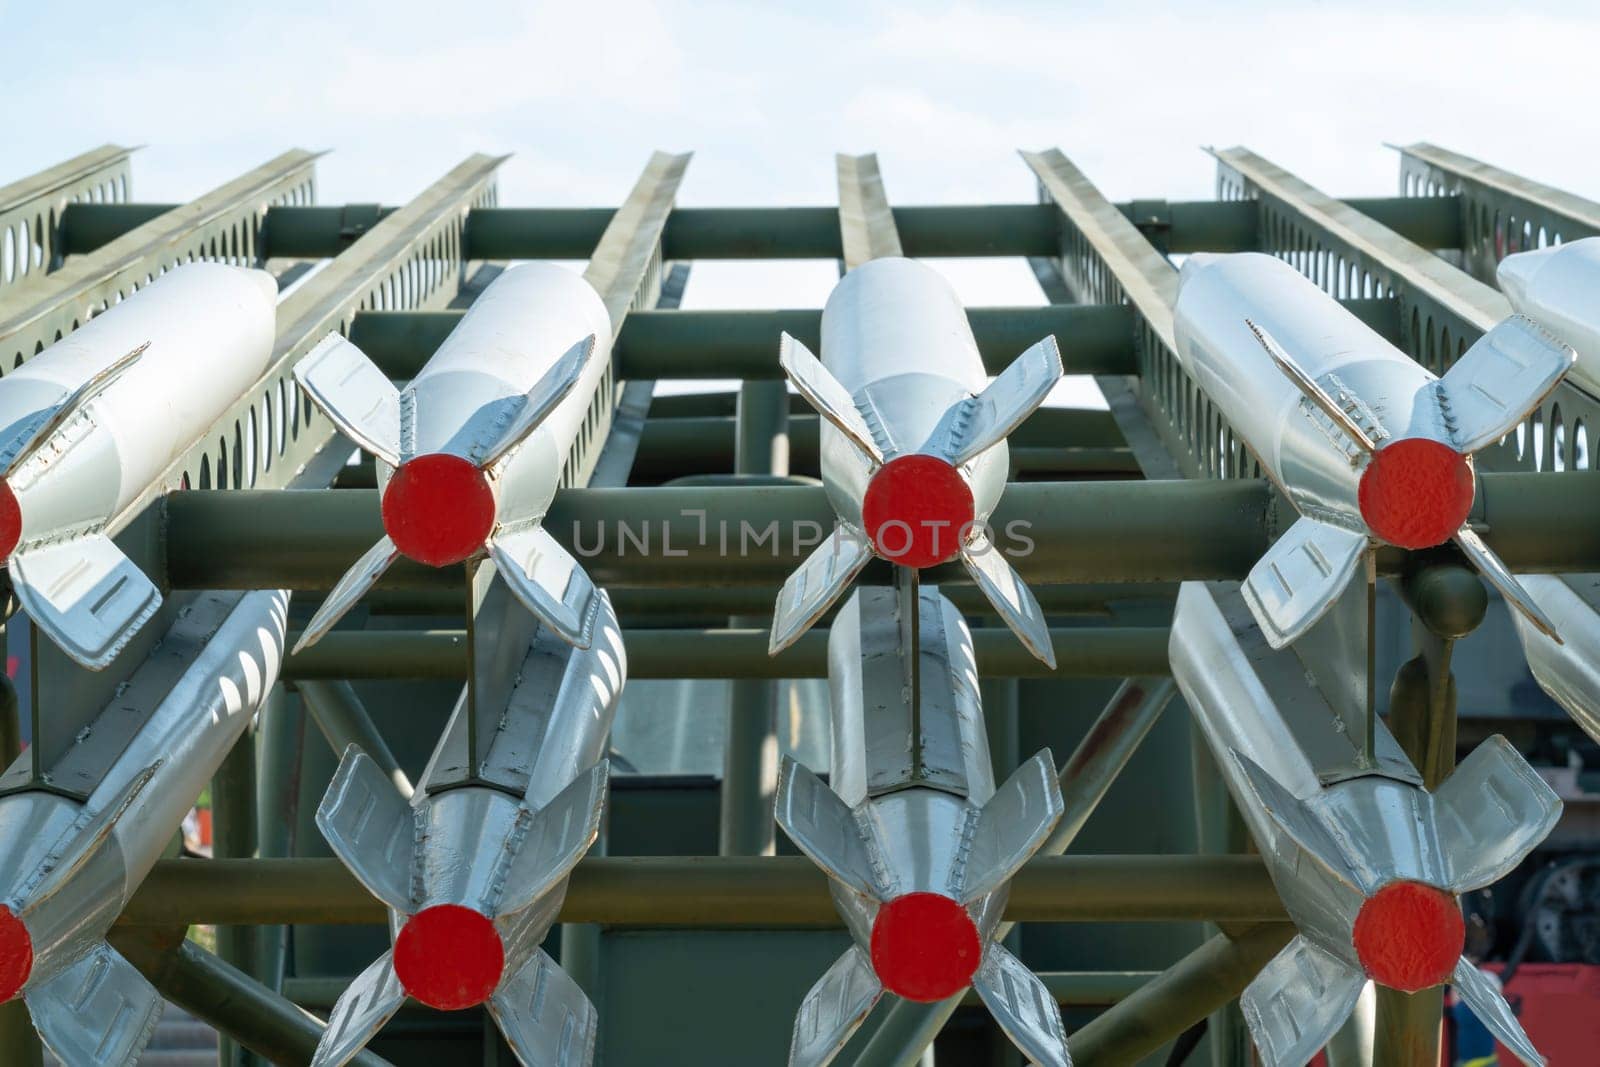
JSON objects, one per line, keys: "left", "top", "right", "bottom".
{"left": 0, "top": 588, "right": 289, "bottom": 1064}
{"left": 1169, "top": 580, "right": 1558, "bottom": 1067}
{"left": 0, "top": 263, "right": 277, "bottom": 667}
{"left": 772, "top": 257, "right": 1064, "bottom": 667}
{"left": 292, "top": 263, "right": 611, "bottom": 653}
{"left": 310, "top": 593, "right": 626, "bottom": 1067}
{"left": 1173, "top": 252, "right": 1573, "bottom": 648}
{"left": 775, "top": 585, "right": 1070, "bottom": 1067}
{"left": 1499, "top": 236, "right": 1600, "bottom": 397}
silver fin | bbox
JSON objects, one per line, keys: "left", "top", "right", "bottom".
{"left": 0, "top": 341, "right": 148, "bottom": 477}
{"left": 316, "top": 746, "right": 415, "bottom": 914}
{"left": 473, "top": 335, "right": 597, "bottom": 468}
{"left": 310, "top": 950, "right": 407, "bottom": 1067}
{"left": 1452, "top": 526, "right": 1562, "bottom": 644}
{"left": 25, "top": 943, "right": 162, "bottom": 1067}
{"left": 19, "top": 763, "right": 161, "bottom": 917}
{"left": 959, "top": 530, "right": 1055, "bottom": 668}
{"left": 970, "top": 943, "right": 1071, "bottom": 1067}
{"left": 489, "top": 949, "right": 598, "bottom": 1067}
{"left": 497, "top": 762, "right": 609, "bottom": 917}
{"left": 774, "top": 756, "right": 886, "bottom": 901}
{"left": 779, "top": 333, "right": 883, "bottom": 465}
{"left": 294, "top": 332, "right": 402, "bottom": 467}
{"left": 489, "top": 524, "right": 600, "bottom": 650}
{"left": 1439, "top": 315, "right": 1574, "bottom": 454}
{"left": 941, "top": 335, "right": 1063, "bottom": 466}
{"left": 1508, "top": 575, "right": 1600, "bottom": 744}
{"left": 1229, "top": 751, "right": 1361, "bottom": 892}
{"left": 1451, "top": 956, "right": 1545, "bottom": 1067}
{"left": 294, "top": 536, "right": 402, "bottom": 654}
{"left": 769, "top": 525, "right": 873, "bottom": 656}
{"left": 788, "top": 947, "right": 883, "bottom": 1067}
{"left": 1239, "top": 935, "right": 1366, "bottom": 1067}
{"left": 956, "top": 750, "right": 1064, "bottom": 904}
{"left": 9, "top": 533, "right": 161, "bottom": 670}
{"left": 1247, "top": 319, "right": 1377, "bottom": 452}
{"left": 1241, "top": 516, "right": 1367, "bottom": 650}
{"left": 1433, "top": 735, "right": 1561, "bottom": 893}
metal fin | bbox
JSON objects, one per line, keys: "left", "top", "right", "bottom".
{"left": 1247, "top": 318, "right": 1378, "bottom": 452}
{"left": 489, "top": 948, "right": 598, "bottom": 1067}
{"left": 1451, "top": 955, "right": 1546, "bottom": 1067}
{"left": 970, "top": 943, "right": 1071, "bottom": 1067}
{"left": 769, "top": 525, "right": 873, "bottom": 656}
{"left": 496, "top": 762, "right": 609, "bottom": 917}
{"left": 18, "top": 763, "right": 161, "bottom": 918}
{"left": 774, "top": 756, "right": 886, "bottom": 901}
{"left": 1229, "top": 751, "right": 1362, "bottom": 892}
{"left": 788, "top": 947, "right": 883, "bottom": 1067}
{"left": 294, "top": 332, "right": 402, "bottom": 467}
{"left": 1453, "top": 526, "right": 1562, "bottom": 644}
{"left": 940, "top": 335, "right": 1064, "bottom": 466}
{"left": 1433, "top": 735, "right": 1561, "bottom": 893}
{"left": 294, "top": 536, "right": 402, "bottom": 654}
{"left": 956, "top": 750, "right": 1064, "bottom": 904}
{"left": 25, "top": 943, "right": 162, "bottom": 1067}
{"left": 0, "top": 341, "right": 148, "bottom": 478}
{"left": 959, "top": 530, "right": 1056, "bottom": 668}
{"left": 473, "top": 334, "right": 598, "bottom": 469}
{"left": 309, "top": 950, "right": 407, "bottom": 1067}
{"left": 1239, "top": 935, "right": 1366, "bottom": 1067}
{"left": 9, "top": 533, "right": 162, "bottom": 670}
{"left": 1241, "top": 516, "right": 1367, "bottom": 650}
{"left": 316, "top": 746, "right": 415, "bottom": 914}
{"left": 1439, "top": 315, "right": 1574, "bottom": 454}
{"left": 1508, "top": 575, "right": 1600, "bottom": 745}
{"left": 488, "top": 524, "right": 600, "bottom": 650}
{"left": 778, "top": 333, "right": 883, "bottom": 466}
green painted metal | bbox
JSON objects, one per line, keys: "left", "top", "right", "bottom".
{"left": 297, "top": 680, "right": 414, "bottom": 797}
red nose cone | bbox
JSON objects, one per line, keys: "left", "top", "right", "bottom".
{"left": 869, "top": 892, "right": 982, "bottom": 1002}
{"left": 380, "top": 454, "right": 496, "bottom": 567}
{"left": 1352, "top": 881, "right": 1464, "bottom": 993}
{"left": 393, "top": 904, "right": 505, "bottom": 1010}
{"left": 861, "top": 455, "right": 975, "bottom": 569}
{"left": 0, "top": 906, "right": 33, "bottom": 1003}
{"left": 0, "top": 480, "right": 20, "bottom": 564}
{"left": 1357, "top": 438, "right": 1474, "bottom": 550}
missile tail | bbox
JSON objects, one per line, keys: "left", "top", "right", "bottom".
{"left": 488, "top": 524, "right": 602, "bottom": 651}
{"left": 768, "top": 525, "right": 874, "bottom": 657}
{"left": 315, "top": 746, "right": 416, "bottom": 914}
{"left": 310, "top": 951, "right": 406, "bottom": 1067}
{"left": 25, "top": 942, "right": 163, "bottom": 1067}
{"left": 970, "top": 943, "right": 1072, "bottom": 1067}
{"left": 1240, "top": 935, "right": 1367, "bottom": 1067}
{"left": 293, "top": 333, "right": 402, "bottom": 467}
{"left": 489, "top": 949, "right": 598, "bottom": 1067}
{"left": 1240, "top": 516, "right": 1367, "bottom": 649}
{"left": 789, "top": 947, "right": 883, "bottom": 1067}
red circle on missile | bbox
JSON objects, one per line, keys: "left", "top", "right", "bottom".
{"left": 1357, "top": 438, "right": 1474, "bottom": 550}
{"left": 0, "top": 906, "right": 33, "bottom": 1003}
{"left": 393, "top": 904, "right": 505, "bottom": 1010}
{"left": 380, "top": 454, "right": 496, "bottom": 567}
{"left": 861, "top": 455, "right": 974, "bottom": 569}
{"left": 0, "top": 480, "right": 20, "bottom": 564}
{"left": 1352, "top": 881, "right": 1463, "bottom": 993}
{"left": 869, "top": 892, "right": 982, "bottom": 1002}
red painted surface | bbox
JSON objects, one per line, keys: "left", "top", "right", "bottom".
{"left": 0, "top": 480, "right": 21, "bottom": 564}
{"left": 1357, "top": 438, "right": 1474, "bottom": 550}
{"left": 869, "top": 892, "right": 982, "bottom": 1002}
{"left": 393, "top": 904, "right": 505, "bottom": 1010}
{"left": 0, "top": 906, "right": 33, "bottom": 1002}
{"left": 380, "top": 454, "right": 496, "bottom": 567}
{"left": 1484, "top": 963, "right": 1600, "bottom": 1067}
{"left": 1353, "top": 881, "right": 1464, "bottom": 993}
{"left": 861, "top": 455, "right": 974, "bottom": 569}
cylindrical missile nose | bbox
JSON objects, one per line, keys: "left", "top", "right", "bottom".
{"left": 1357, "top": 438, "right": 1474, "bottom": 550}
{"left": 869, "top": 892, "right": 982, "bottom": 1002}
{"left": 1351, "top": 880, "right": 1463, "bottom": 994}
{"left": 0, "top": 481, "right": 19, "bottom": 564}
{"left": 0, "top": 906, "right": 32, "bottom": 1003}
{"left": 861, "top": 455, "right": 975, "bottom": 569}
{"left": 393, "top": 904, "right": 506, "bottom": 1010}
{"left": 1496, "top": 247, "right": 1554, "bottom": 310}
{"left": 380, "top": 454, "right": 496, "bottom": 567}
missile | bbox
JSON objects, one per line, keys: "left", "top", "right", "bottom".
{"left": 1169, "top": 580, "right": 1558, "bottom": 1067}
{"left": 775, "top": 584, "right": 1070, "bottom": 1067}
{"left": 0, "top": 262, "right": 276, "bottom": 667}
{"left": 1172, "top": 252, "right": 1574, "bottom": 648}
{"left": 1498, "top": 236, "right": 1600, "bottom": 397}
{"left": 770, "top": 257, "right": 1064, "bottom": 667}
{"left": 309, "top": 592, "right": 626, "bottom": 1067}
{"left": 291, "top": 262, "right": 610, "bottom": 653}
{"left": 0, "top": 587, "right": 288, "bottom": 1064}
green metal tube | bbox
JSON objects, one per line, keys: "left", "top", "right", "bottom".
{"left": 118, "top": 855, "right": 1284, "bottom": 927}
{"left": 286, "top": 630, "right": 467, "bottom": 679}
{"left": 1346, "top": 195, "right": 1464, "bottom": 250}
{"left": 959, "top": 971, "right": 1154, "bottom": 1008}
{"left": 211, "top": 728, "right": 260, "bottom": 1067}
{"left": 296, "top": 680, "right": 413, "bottom": 798}
{"left": 56, "top": 202, "right": 177, "bottom": 255}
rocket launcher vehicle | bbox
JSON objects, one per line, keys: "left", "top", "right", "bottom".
{"left": 770, "top": 257, "right": 1064, "bottom": 668}
{"left": 309, "top": 592, "right": 626, "bottom": 1067}
{"left": 1173, "top": 252, "right": 1575, "bottom": 649}
{"left": 1170, "top": 580, "right": 1560, "bottom": 1067}
{"left": 776, "top": 584, "right": 1071, "bottom": 1067}
{"left": 0, "top": 588, "right": 289, "bottom": 1064}
{"left": 0, "top": 262, "right": 276, "bottom": 668}
{"left": 291, "top": 262, "right": 610, "bottom": 654}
